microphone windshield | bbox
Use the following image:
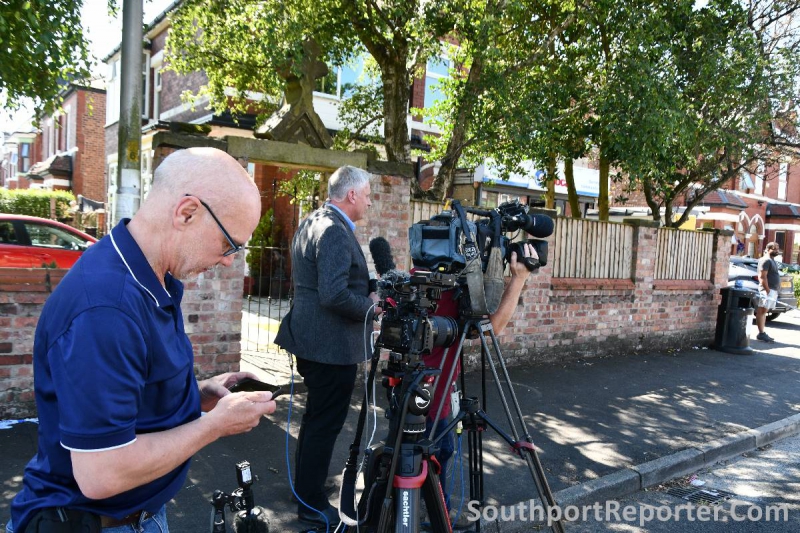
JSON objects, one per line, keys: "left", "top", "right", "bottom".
{"left": 369, "top": 237, "right": 396, "bottom": 276}
{"left": 525, "top": 214, "right": 555, "bottom": 238}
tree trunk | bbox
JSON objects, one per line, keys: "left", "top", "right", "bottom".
{"left": 380, "top": 57, "right": 411, "bottom": 164}
{"left": 545, "top": 154, "right": 557, "bottom": 209}
{"left": 563, "top": 158, "right": 581, "bottom": 218}
{"left": 642, "top": 179, "right": 661, "bottom": 224}
{"left": 598, "top": 149, "right": 609, "bottom": 221}
{"left": 426, "top": 54, "right": 486, "bottom": 201}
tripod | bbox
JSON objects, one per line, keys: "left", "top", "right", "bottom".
{"left": 429, "top": 318, "right": 565, "bottom": 533}
{"left": 340, "top": 318, "right": 565, "bottom": 533}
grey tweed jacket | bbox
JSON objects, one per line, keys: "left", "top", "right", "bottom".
{"left": 275, "top": 205, "right": 374, "bottom": 365}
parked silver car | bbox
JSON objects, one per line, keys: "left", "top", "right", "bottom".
{"left": 728, "top": 256, "right": 796, "bottom": 322}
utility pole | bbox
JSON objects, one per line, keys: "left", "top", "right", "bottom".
{"left": 114, "top": 0, "right": 143, "bottom": 224}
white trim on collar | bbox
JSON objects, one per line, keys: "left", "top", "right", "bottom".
{"left": 110, "top": 231, "right": 169, "bottom": 305}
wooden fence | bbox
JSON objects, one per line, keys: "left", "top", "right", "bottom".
{"left": 655, "top": 227, "right": 715, "bottom": 280}
{"left": 552, "top": 218, "right": 634, "bottom": 279}
{"left": 407, "top": 201, "right": 715, "bottom": 282}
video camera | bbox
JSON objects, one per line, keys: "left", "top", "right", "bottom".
{"left": 374, "top": 200, "right": 553, "bottom": 357}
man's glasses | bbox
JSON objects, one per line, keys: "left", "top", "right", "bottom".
{"left": 185, "top": 194, "right": 243, "bottom": 257}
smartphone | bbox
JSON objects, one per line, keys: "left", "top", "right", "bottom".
{"left": 228, "top": 377, "right": 280, "bottom": 395}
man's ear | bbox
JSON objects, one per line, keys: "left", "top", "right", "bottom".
{"left": 174, "top": 195, "right": 200, "bottom": 230}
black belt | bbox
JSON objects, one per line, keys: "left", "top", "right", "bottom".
{"left": 99, "top": 510, "right": 153, "bottom": 529}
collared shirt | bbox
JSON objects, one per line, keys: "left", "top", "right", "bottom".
{"left": 326, "top": 202, "right": 356, "bottom": 231}
{"left": 11, "top": 220, "right": 200, "bottom": 532}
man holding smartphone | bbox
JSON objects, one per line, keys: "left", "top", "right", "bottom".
{"left": 8, "top": 148, "right": 277, "bottom": 533}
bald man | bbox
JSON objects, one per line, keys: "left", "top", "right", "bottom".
{"left": 8, "top": 148, "right": 276, "bottom": 533}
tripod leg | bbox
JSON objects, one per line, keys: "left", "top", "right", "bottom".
{"left": 475, "top": 323, "right": 566, "bottom": 533}
{"left": 421, "top": 458, "right": 452, "bottom": 533}
{"left": 466, "top": 418, "right": 483, "bottom": 533}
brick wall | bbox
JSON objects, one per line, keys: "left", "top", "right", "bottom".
{"left": 0, "top": 170, "right": 731, "bottom": 418}
{"left": 0, "top": 263, "right": 246, "bottom": 418}
{"left": 77, "top": 90, "right": 108, "bottom": 202}
{"left": 181, "top": 255, "right": 248, "bottom": 377}
{"left": 159, "top": 69, "right": 211, "bottom": 123}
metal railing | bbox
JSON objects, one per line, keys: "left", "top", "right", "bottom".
{"left": 242, "top": 243, "right": 291, "bottom": 354}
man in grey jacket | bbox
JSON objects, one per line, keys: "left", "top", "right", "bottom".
{"left": 275, "top": 166, "right": 380, "bottom": 527}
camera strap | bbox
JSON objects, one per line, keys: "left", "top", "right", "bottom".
{"left": 339, "top": 346, "right": 383, "bottom": 526}
{"left": 483, "top": 212, "right": 505, "bottom": 314}
{"left": 452, "top": 201, "right": 489, "bottom": 316}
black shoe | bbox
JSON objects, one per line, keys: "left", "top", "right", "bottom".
{"left": 298, "top": 504, "right": 340, "bottom": 527}
{"left": 756, "top": 331, "right": 776, "bottom": 343}
{"left": 291, "top": 479, "right": 337, "bottom": 503}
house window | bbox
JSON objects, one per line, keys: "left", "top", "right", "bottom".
{"left": 755, "top": 162, "right": 765, "bottom": 195}
{"left": 20, "top": 143, "right": 30, "bottom": 173}
{"left": 142, "top": 52, "right": 150, "bottom": 119}
{"left": 739, "top": 169, "right": 754, "bottom": 191}
{"left": 778, "top": 162, "right": 788, "bottom": 200}
{"left": 424, "top": 56, "right": 451, "bottom": 112}
{"left": 141, "top": 150, "right": 153, "bottom": 200}
{"left": 775, "top": 231, "right": 786, "bottom": 255}
{"left": 153, "top": 68, "right": 162, "bottom": 121}
{"left": 106, "top": 59, "right": 121, "bottom": 125}
{"left": 48, "top": 118, "right": 56, "bottom": 157}
{"left": 315, "top": 55, "right": 368, "bottom": 99}
{"left": 63, "top": 104, "right": 72, "bottom": 151}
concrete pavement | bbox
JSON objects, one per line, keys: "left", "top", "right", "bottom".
{"left": 1, "top": 310, "right": 799, "bottom": 532}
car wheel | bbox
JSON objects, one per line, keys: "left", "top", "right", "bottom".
{"left": 765, "top": 312, "right": 780, "bottom": 323}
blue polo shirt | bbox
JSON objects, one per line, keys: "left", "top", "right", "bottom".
{"left": 10, "top": 220, "right": 201, "bottom": 532}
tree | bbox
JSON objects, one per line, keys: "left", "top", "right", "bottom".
{"left": 0, "top": 0, "right": 92, "bottom": 115}
{"left": 608, "top": 0, "right": 800, "bottom": 227}
{"left": 167, "top": 0, "right": 452, "bottom": 168}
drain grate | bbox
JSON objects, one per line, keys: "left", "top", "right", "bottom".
{"left": 666, "top": 487, "right": 734, "bottom": 505}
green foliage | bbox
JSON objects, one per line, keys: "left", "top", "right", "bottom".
{"left": 166, "top": 0, "right": 454, "bottom": 164}
{"left": 246, "top": 210, "right": 279, "bottom": 276}
{"left": 276, "top": 170, "right": 320, "bottom": 207}
{"left": 0, "top": 0, "right": 92, "bottom": 114}
{"left": 166, "top": 0, "right": 799, "bottom": 212}
{"left": 0, "top": 189, "right": 75, "bottom": 219}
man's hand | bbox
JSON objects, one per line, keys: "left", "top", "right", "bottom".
{"left": 509, "top": 242, "right": 538, "bottom": 279}
{"left": 203, "top": 390, "right": 277, "bottom": 437}
{"left": 198, "top": 371, "right": 259, "bottom": 412}
{"left": 369, "top": 291, "right": 383, "bottom": 316}
{"left": 71, "top": 381, "right": 276, "bottom": 501}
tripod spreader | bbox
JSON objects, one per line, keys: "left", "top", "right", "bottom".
{"left": 510, "top": 441, "right": 536, "bottom": 457}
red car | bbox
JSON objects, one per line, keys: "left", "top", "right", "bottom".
{"left": 0, "top": 214, "right": 97, "bottom": 269}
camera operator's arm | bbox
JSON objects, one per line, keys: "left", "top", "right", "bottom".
{"left": 489, "top": 243, "right": 537, "bottom": 336}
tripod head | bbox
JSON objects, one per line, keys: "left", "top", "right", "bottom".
{"left": 210, "top": 461, "right": 270, "bottom": 533}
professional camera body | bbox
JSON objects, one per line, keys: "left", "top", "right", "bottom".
{"left": 376, "top": 270, "right": 459, "bottom": 356}
{"left": 410, "top": 200, "right": 551, "bottom": 275}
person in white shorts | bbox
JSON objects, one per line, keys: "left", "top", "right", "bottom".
{"left": 755, "top": 242, "right": 782, "bottom": 343}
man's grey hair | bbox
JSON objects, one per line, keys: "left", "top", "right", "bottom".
{"left": 328, "top": 166, "right": 371, "bottom": 201}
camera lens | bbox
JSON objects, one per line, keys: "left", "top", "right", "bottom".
{"left": 429, "top": 316, "right": 458, "bottom": 348}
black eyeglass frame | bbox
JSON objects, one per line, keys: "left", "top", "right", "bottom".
{"left": 185, "top": 194, "right": 243, "bottom": 257}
